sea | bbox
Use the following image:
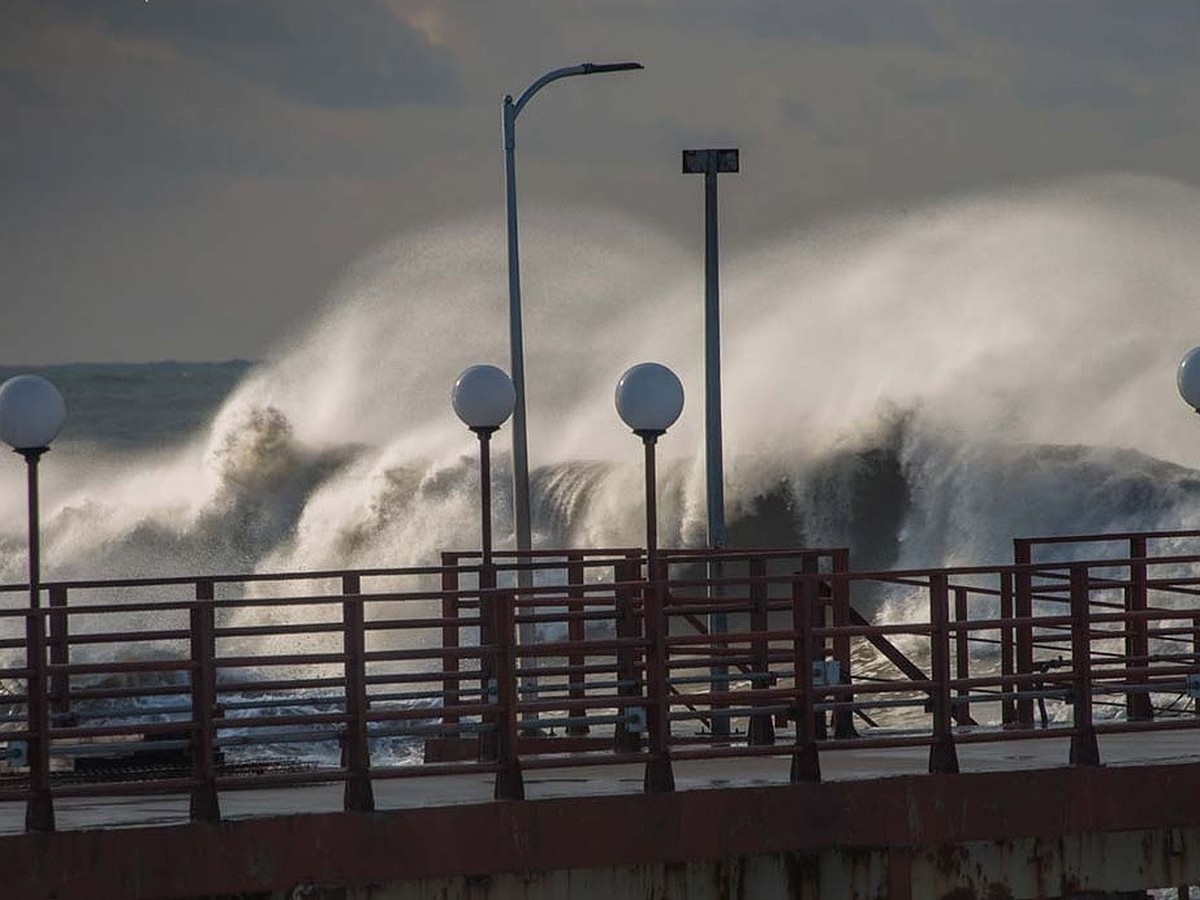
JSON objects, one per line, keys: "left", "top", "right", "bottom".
{"left": 4, "top": 174, "right": 1200, "bottom": 586}
{"left": 3, "top": 177, "right": 1200, "bottom": 853}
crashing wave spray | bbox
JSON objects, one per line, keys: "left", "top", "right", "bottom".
{"left": 4, "top": 174, "right": 1200, "bottom": 585}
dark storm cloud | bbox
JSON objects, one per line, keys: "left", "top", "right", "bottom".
{"left": 951, "top": 3, "right": 1193, "bottom": 112}
{"left": 901, "top": 76, "right": 976, "bottom": 106}
{"left": 779, "top": 98, "right": 814, "bottom": 127}
{"left": 1013, "top": 69, "right": 1140, "bottom": 112}
{"left": 4, "top": 0, "right": 1200, "bottom": 364}
{"left": 49, "top": 0, "right": 460, "bottom": 108}
{"left": 0, "top": 0, "right": 463, "bottom": 196}
{"left": 737, "top": 0, "right": 940, "bottom": 45}
{"left": 646, "top": 0, "right": 942, "bottom": 46}
{"left": 956, "top": 2, "right": 1200, "bottom": 72}
{"left": 0, "top": 66, "right": 51, "bottom": 105}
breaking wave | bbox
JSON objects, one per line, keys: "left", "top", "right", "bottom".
{"left": 4, "top": 173, "right": 1200, "bottom": 587}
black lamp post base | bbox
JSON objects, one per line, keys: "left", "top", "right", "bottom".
{"left": 790, "top": 744, "right": 821, "bottom": 783}
{"left": 494, "top": 761, "right": 525, "bottom": 801}
{"left": 643, "top": 754, "right": 675, "bottom": 794}
{"left": 25, "top": 791, "right": 54, "bottom": 832}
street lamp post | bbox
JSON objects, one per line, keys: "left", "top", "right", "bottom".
{"left": 452, "top": 365, "right": 517, "bottom": 570}
{"left": 682, "top": 147, "right": 739, "bottom": 739}
{"left": 452, "top": 365, "right": 520, "bottom": 791}
{"left": 616, "top": 362, "right": 684, "bottom": 794}
{"left": 502, "top": 60, "right": 643, "bottom": 565}
{"left": 502, "top": 60, "right": 643, "bottom": 721}
{"left": 0, "top": 375, "right": 67, "bottom": 832}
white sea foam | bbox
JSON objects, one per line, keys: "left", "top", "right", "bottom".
{"left": 4, "top": 174, "right": 1200, "bottom": 586}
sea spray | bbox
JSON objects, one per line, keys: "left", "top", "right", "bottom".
{"left": 2, "top": 176, "right": 1200, "bottom": 750}
{"left": 4, "top": 175, "right": 1200, "bottom": 591}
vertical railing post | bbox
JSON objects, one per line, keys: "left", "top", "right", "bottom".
{"left": 747, "top": 556, "right": 775, "bottom": 746}
{"left": 440, "top": 552, "right": 461, "bottom": 733}
{"left": 493, "top": 589, "right": 524, "bottom": 800}
{"left": 566, "top": 551, "right": 588, "bottom": 736}
{"left": 800, "top": 554, "right": 827, "bottom": 740}
{"left": 47, "top": 585, "right": 68, "bottom": 718}
{"left": 928, "top": 573, "right": 959, "bottom": 774}
{"left": 342, "top": 574, "right": 374, "bottom": 813}
{"left": 954, "top": 586, "right": 970, "bottom": 724}
{"left": 1126, "top": 536, "right": 1153, "bottom": 721}
{"left": 830, "top": 549, "right": 856, "bottom": 739}
{"left": 1000, "top": 571, "right": 1015, "bottom": 726}
{"left": 614, "top": 556, "right": 643, "bottom": 753}
{"left": 1193, "top": 614, "right": 1200, "bottom": 719}
{"left": 789, "top": 574, "right": 820, "bottom": 783}
{"left": 1069, "top": 565, "right": 1100, "bottom": 766}
{"left": 189, "top": 580, "right": 220, "bottom": 823}
{"left": 643, "top": 560, "right": 675, "bottom": 793}
{"left": 1014, "top": 539, "right": 1035, "bottom": 728}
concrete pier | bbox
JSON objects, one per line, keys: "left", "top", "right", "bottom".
{"left": 3, "top": 733, "right": 1199, "bottom": 899}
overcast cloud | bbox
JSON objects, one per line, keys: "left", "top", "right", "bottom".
{"left": 2, "top": 1, "right": 1199, "bottom": 362}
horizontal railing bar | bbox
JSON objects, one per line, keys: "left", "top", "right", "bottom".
{"left": 217, "top": 676, "right": 346, "bottom": 693}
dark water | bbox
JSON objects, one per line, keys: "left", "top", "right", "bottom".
{"left": 0, "top": 361, "right": 252, "bottom": 452}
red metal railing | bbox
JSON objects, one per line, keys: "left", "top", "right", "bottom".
{"left": 1015, "top": 530, "right": 1200, "bottom": 725}
{"left": 2, "top": 537, "right": 1200, "bottom": 830}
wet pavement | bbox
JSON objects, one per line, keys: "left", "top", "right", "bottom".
{"left": 0, "top": 728, "right": 1196, "bottom": 834}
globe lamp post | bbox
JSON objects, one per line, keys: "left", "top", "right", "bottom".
{"left": 615, "top": 362, "right": 684, "bottom": 793}
{"left": 453, "top": 365, "right": 516, "bottom": 771}
{"left": 453, "top": 365, "right": 516, "bottom": 572}
{"left": 0, "top": 374, "right": 66, "bottom": 832}
{"left": 616, "top": 363, "right": 685, "bottom": 571}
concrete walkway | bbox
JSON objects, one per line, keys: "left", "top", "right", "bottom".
{"left": 0, "top": 728, "right": 1196, "bottom": 835}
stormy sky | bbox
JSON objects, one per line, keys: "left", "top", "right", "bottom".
{"left": 3, "top": 1, "right": 1200, "bottom": 363}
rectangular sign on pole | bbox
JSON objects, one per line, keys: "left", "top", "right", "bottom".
{"left": 682, "top": 149, "right": 740, "bottom": 174}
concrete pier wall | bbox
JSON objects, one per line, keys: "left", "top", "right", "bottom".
{"left": 220, "top": 829, "right": 1193, "bottom": 900}
{"left": 235, "top": 836, "right": 1182, "bottom": 899}
{"left": 6, "top": 762, "right": 1200, "bottom": 900}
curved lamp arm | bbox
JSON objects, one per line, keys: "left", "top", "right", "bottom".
{"left": 507, "top": 62, "right": 643, "bottom": 122}
{"left": 499, "top": 58, "right": 643, "bottom": 588}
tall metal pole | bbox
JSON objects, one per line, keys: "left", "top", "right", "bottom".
{"left": 703, "top": 161, "right": 728, "bottom": 739}
{"left": 502, "top": 62, "right": 643, "bottom": 560}
{"left": 502, "top": 100, "right": 530, "bottom": 568}
{"left": 502, "top": 62, "right": 643, "bottom": 724}
{"left": 683, "top": 147, "right": 739, "bottom": 739}
{"left": 703, "top": 164, "right": 727, "bottom": 570}
{"left": 22, "top": 448, "right": 53, "bottom": 831}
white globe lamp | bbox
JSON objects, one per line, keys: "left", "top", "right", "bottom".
{"left": 452, "top": 366, "right": 516, "bottom": 571}
{"left": 0, "top": 375, "right": 66, "bottom": 452}
{"left": 1179, "top": 347, "right": 1200, "bottom": 412}
{"left": 615, "top": 363, "right": 684, "bottom": 436}
{"left": 453, "top": 365, "right": 516, "bottom": 433}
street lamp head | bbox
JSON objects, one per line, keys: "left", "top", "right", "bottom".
{"left": 581, "top": 62, "right": 643, "bottom": 74}
{"left": 1180, "top": 347, "right": 1200, "bottom": 412}
{"left": 616, "top": 363, "right": 684, "bottom": 437}
{"left": 0, "top": 375, "right": 66, "bottom": 452}
{"left": 453, "top": 365, "right": 516, "bottom": 432}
